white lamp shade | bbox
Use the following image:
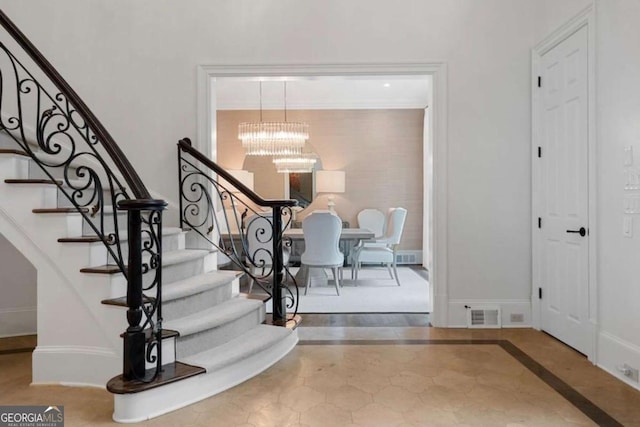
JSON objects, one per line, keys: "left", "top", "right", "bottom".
{"left": 220, "top": 170, "right": 254, "bottom": 192}
{"left": 316, "top": 170, "right": 345, "bottom": 193}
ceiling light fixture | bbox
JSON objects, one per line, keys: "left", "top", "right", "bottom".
{"left": 272, "top": 153, "right": 318, "bottom": 173}
{"left": 238, "top": 81, "right": 309, "bottom": 156}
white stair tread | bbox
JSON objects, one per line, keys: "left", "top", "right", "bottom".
{"left": 182, "top": 324, "right": 293, "bottom": 372}
{"left": 163, "top": 270, "right": 238, "bottom": 302}
{"left": 162, "top": 249, "right": 211, "bottom": 267}
{"left": 165, "top": 297, "right": 263, "bottom": 337}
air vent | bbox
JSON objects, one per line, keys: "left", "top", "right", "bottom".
{"left": 466, "top": 306, "right": 501, "bottom": 328}
{"left": 395, "top": 252, "right": 419, "bottom": 265}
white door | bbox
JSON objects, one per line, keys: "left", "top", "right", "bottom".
{"left": 539, "top": 25, "right": 590, "bottom": 354}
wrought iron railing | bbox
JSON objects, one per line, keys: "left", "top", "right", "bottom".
{"left": 177, "top": 138, "right": 299, "bottom": 323}
{"left": 0, "top": 10, "right": 165, "bottom": 382}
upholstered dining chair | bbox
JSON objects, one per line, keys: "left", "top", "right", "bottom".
{"left": 356, "top": 208, "right": 386, "bottom": 240}
{"left": 245, "top": 212, "right": 290, "bottom": 293}
{"left": 351, "top": 207, "right": 408, "bottom": 286}
{"left": 348, "top": 208, "right": 387, "bottom": 273}
{"left": 301, "top": 211, "right": 344, "bottom": 296}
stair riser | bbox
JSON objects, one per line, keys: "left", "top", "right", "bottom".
{"left": 82, "top": 211, "right": 128, "bottom": 235}
{"left": 80, "top": 232, "right": 186, "bottom": 266}
{"left": 0, "top": 155, "right": 30, "bottom": 180}
{"left": 161, "top": 253, "right": 216, "bottom": 285}
{"left": 78, "top": 253, "right": 216, "bottom": 297}
{"left": 163, "top": 284, "right": 233, "bottom": 322}
{"left": 150, "top": 337, "right": 176, "bottom": 369}
{"left": 175, "top": 305, "right": 265, "bottom": 359}
{"left": 56, "top": 186, "right": 115, "bottom": 210}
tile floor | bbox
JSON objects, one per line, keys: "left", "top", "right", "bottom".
{"left": 1, "top": 326, "right": 640, "bottom": 426}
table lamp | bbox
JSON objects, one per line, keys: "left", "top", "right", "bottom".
{"left": 316, "top": 170, "right": 345, "bottom": 213}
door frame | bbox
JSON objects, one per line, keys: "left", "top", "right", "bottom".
{"left": 196, "top": 63, "right": 449, "bottom": 326}
{"left": 531, "top": 5, "right": 597, "bottom": 361}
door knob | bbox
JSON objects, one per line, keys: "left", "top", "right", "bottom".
{"left": 566, "top": 227, "right": 586, "bottom": 237}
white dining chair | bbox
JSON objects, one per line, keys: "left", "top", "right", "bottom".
{"left": 245, "top": 212, "right": 290, "bottom": 293}
{"left": 348, "top": 208, "right": 387, "bottom": 275}
{"left": 301, "top": 212, "right": 344, "bottom": 296}
{"left": 357, "top": 208, "right": 386, "bottom": 239}
{"left": 351, "top": 207, "right": 408, "bottom": 286}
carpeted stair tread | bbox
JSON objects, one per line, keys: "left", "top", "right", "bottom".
{"left": 161, "top": 249, "right": 212, "bottom": 267}
{"left": 59, "top": 227, "right": 184, "bottom": 244}
{"left": 181, "top": 324, "right": 293, "bottom": 372}
{"left": 163, "top": 270, "right": 239, "bottom": 302}
{"left": 81, "top": 249, "right": 211, "bottom": 276}
{"left": 165, "top": 298, "right": 263, "bottom": 337}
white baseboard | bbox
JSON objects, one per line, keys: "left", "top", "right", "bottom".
{"left": 597, "top": 331, "right": 640, "bottom": 391}
{"left": 448, "top": 299, "right": 531, "bottom": 328}
{"left": 32, "top": 345, "right": 119, "bottom": 387}
{"left": 0, "top": 306, "right": 36, "bottom": 338}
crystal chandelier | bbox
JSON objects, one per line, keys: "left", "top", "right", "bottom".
{"left": 238, "top": 82, "right": 309, "bottom": 156}
{"left": 273, "top": 153, "right": 318, "bottom": 173}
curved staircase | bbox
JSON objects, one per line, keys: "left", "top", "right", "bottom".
{"left": 0, "top": 10, "right": 299, "bottom": 423}
{"left": 0, "top": 143, "right": 298, "bottom": 422}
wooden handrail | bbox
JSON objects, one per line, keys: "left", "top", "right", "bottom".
{"left": 178, "top": 138, "right": 298, "bottom": 208}
{"left": 0, "top": 9, "right": 151, "bottom": 199}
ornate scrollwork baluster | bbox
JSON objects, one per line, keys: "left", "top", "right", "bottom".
{"left": 177, "top": 138, "right": 299, "bottom": 324}
{"left": 1, "top": 10, "right": 166, "bottom": 383}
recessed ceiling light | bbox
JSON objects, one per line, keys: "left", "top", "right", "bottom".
{"left": 383, "top": 83, "right": 391, "bottom": 88}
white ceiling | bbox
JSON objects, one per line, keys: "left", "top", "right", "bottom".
{"left": 216, "top": 76, "right": 431, "bottom": 110}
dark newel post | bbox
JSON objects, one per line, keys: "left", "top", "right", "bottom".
{"left": 123, "top": 208, "right": 145, "bottom": 379}
{"left": 272, "top": 206, "right": 286, "bottom": 323}
{"left": 177, "top": 146, "right": 184, "bottom": 229}
{"left": 155, "top": 210, "right": 163, "bottom": 370}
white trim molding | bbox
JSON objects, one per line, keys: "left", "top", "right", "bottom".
{"left": 597, "top": 331, "right": 640, "bottom": 392}
{"left": 531, "top": 4, "right": 597, "bottom": 361}
{"left": 197, "top": 63, "right": 449, "bottom": 326}
{"left": 32, "top": 345, "right": 118, "bottom": 387}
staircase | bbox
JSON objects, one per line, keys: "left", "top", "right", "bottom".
{"left": 0, "top": 10, "right": 298, "bottom": 423}
{"left": 0, "top": 135, "right": 298, "bottom": 423}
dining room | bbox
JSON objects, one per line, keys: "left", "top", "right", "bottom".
{"left": 214, "top": 77, "right": 431, "bottom": 315}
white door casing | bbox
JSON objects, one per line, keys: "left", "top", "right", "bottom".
{"left": 197, "top": 63, "right": 448, "bottom": 325}
{"left": 532, "top": 5, "right": 596, "bottom": 360}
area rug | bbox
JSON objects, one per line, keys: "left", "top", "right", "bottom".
{"left": 266, "top": 266, "right": 430, "bottom": 313}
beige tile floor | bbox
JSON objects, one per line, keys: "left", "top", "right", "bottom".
{"left": 1, "top": 328, "right": 640, "bottom": 426}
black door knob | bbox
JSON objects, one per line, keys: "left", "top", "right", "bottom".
{"left": 566, "top": 227, "right": 586, "bottom": 237}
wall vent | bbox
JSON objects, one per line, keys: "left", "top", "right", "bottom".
{"left": 467, "top": 306, "right": 501, "bottom": 328}
{"left": 395, "top": 250, "right": 422, "bottom": 265}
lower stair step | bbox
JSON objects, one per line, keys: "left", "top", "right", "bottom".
{"left": 111, "top": 324, "right": 298, "bottom": 423}
{"left": 182, "top": 324, "right": 293, "bottom": 372}
{"left": 107, "top": 361, "right": 205, "bottom": 394}
{"left": 165, "top": 297, "right": 264, "bottom": 359}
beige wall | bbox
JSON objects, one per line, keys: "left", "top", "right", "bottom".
{"left": 217, "top": 109, "right": 424, "bottom": 251}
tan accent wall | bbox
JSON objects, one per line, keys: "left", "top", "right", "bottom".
{"left": 217, "top": 109, "right": 424, "bottom": 251}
